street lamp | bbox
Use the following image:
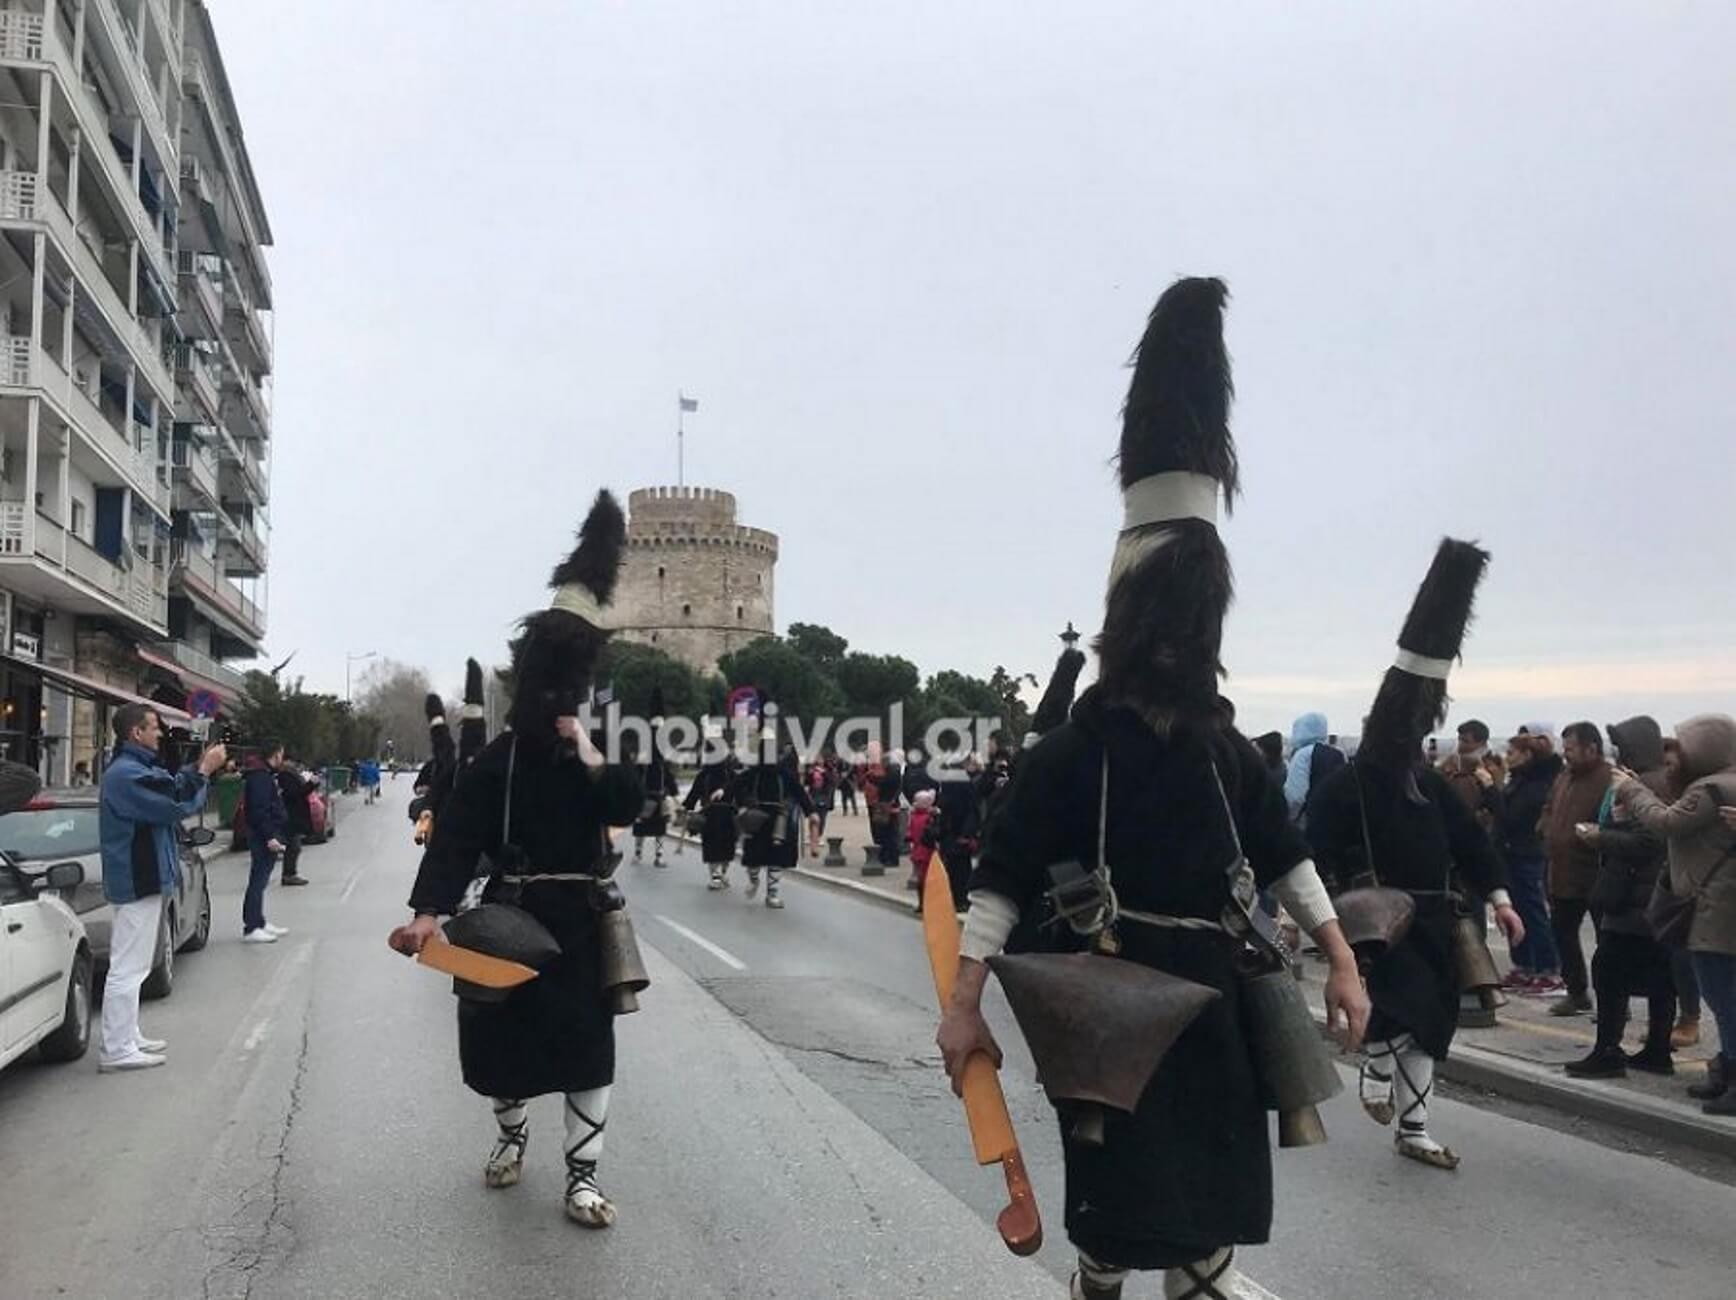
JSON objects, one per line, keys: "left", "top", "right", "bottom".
{"left": 345, "top": 650, "right": 377, "bottom": 706}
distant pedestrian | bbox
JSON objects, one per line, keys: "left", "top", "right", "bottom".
{"left": 1665, "top": 739, "right": 1704, "bottom": 1047}
{"left": 684, "top": 751, "right": 740, "bottom": 891}
{"left": 838, "top": 763, "right": 859, "bottom": 816}
{"left": 907, "top": 789, "right": 937, "bottom": 902}
{"left": 1615, "top": 714, "right": 1736, "bottom": 1116}
{"left": 1543, "top": 722, "right": 1614, "bottom": 1017}
{"left": 97, "top": 705, "right": 224, "bottom": 1071}
{"left": 1254, "top": 732, "right": 1286, "bottom": 786}
{"left": 1499, "top": 726, "right": 1565, "bottom": 993}
{"left": 807, "top": 758, "right": 836, "bottom": 848}
{"left": 242, "top": 742, "right": 290, "bottom": 943}
{"left": 277, "top": 760, "right": 313, "bottom": 886}
{"left": 71, "top": 759, "right": 92, "bottom": 788}
{"left": 1283, "top": 712, "right": 1344, "bottom": 828}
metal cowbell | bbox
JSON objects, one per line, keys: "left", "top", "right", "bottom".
{"left": 986, "top": 952, "right": 1220, "bottom": 1118}
{"left": 597, "top": 907, "right": 651, "bottom": 1015}
{"left": 1239, "top": 967, "right": 1343, "bottom": 1147}
{"left": 1334, "top": 887, "right": 1416, "bottom": 964}
{"left": 1451, "top": 911, "right": 1502, "bottom": 996}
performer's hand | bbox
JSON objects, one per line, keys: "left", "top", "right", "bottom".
{"left": 1494, "top": 903, "right": 1525, "bottom": 950}
{"left": 936, "top": 1005, "right": 1002, "bottom": 1097}
{"left": 1322, "top": 962, "right": 1371, "bottom": 1054}
{"left": 388, "top": 914, "right": 441, "bottom": 957}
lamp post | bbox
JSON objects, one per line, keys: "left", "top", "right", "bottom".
{"left": 345, "top": 650, "right": 377, "bottom": 706}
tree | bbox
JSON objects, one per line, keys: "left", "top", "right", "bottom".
{"left": 787, "top": 622, "right": 849, "bottom": 671}
{"left": 835, "top": 652, "right": 920, "bottom": 717}
{"left": 233, "top": 672, "right": 382, "bottom": 767}
{"left": 597, "top": 641, "right": 710, "bottom": 720}
{"left": 717, "top": 636, "right": 843, "bottom": 721}
{"left": 355, "top": 659, "right": 434, "bottom": 760}
{"left": 988, "top": 665, "right": 1038, "bottom": 744}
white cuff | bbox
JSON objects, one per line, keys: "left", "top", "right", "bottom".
{"left": 1489, "top": 889, "right": 1512, "bottom": 910}
{"left": 961, "top": 890, "right": 1020, "bottom": 962}
{"left": 1271, "top": 859, "right": 1337, "bottom": 935}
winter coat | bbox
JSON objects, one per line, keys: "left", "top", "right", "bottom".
{"left": 243, "top": 758, "right": 289, "bottom": 847}
{"left": 1283, "top": 712, "right": 1341, "bottom": 820}
{"left": 1500, "top": 753, "right": 1561, "bottom": 861}
{"left": 98, "top": 742, "right": 209, "bottom": 904}
{"left": 1542, "top": 758, "right": 1614, "bottom": 900}
{"left": 1438, "top": 753, "right": 1505, "bottom": 841}
{"left": 907, "top": 807, "right": 936, "bottom": 879}
{"left": 1618, "top": 714, "right": 1736, "bottom": 956}
{"left": 276, "top": 768, "right": 315, "bottom": 837}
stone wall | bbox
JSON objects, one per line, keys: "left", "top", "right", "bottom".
{"left": 612, "top": 486, "right": 778, "bottom": 676}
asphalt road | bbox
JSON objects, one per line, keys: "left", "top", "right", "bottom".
{"left": 2, "top": 782, "right": 1733, "bottom": 1299}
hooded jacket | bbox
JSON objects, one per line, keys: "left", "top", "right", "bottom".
{"left": 1618, "top": 714, "right": 1736, "bottom": 955}
{"left": 1597, "top": 717, "right": 1670, "bottom": 936}
{"left": 1283, "top": 712, "right": 1342, "bottom": 823}
{"left": 1501, "top": 751, "right": 1562, "bottom": 860}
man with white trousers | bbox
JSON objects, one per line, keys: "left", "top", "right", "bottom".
{"left": 97, "top": 704, "right": 226, "bottom": 1072}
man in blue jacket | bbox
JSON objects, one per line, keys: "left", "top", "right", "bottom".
{"left": 99, "top": 704, "right": 225, "bottom": 1072}
{"left": 242, "top": 742, "right": 290, "bottom": 943}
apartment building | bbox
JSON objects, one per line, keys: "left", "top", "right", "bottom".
{"left": 0, "top": 0, "right": 271, "bottom": 781}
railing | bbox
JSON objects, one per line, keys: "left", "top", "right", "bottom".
{"left": 91, "top": 0, "right": 175, "bottom": 171}
{"left": 0, "top": 11, "right": 45, "bottom": 62}
{"left": 171, "top": 437, "right": 220, "bottom": 503}
{"left": 33, "top": 510, "right": 63, "bottom": 563}
{"left": 169, "top": 541, "right": 264, "bottom": 637}
{"left": 177, "top": 250, "right": 223, "bottom": 332}
{"left": 175, "top": 342, "right": 221, "bottom": 417}
{"left": 0, "top": 169, "right": 38, "bottom": 220}
{"left": 0, "top": 501, "right": 26, "bottom": 554}
{"left": 1, "top": 335, "right": 31, "bottom": 386}
{"left": 152, "top": 639, "right": 244, "bottom": 693}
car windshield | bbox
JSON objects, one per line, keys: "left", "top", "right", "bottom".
{"left": 0, "top": 806, "right": 102, "bottom": 861}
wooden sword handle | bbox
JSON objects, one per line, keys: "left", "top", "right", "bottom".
{"left": 996, "top": 1148, "right": 1044, "bottom": 1257}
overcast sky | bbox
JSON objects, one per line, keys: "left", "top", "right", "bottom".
{"left": 217, "top": 1, "right": 1735, "bottom": 740}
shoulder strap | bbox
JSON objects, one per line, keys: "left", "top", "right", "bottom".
{"left": 1350, "top": 763, "right": 1381, "bottom": 887}
{"left": 502, "top": 735, "right": 517, "bottom": 848}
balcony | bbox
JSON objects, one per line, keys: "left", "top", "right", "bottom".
{"left": 217, "top": 434, "right": 266, "bottom": 503}
{"left": 224, "top": 365, "right": 270, "bottom": 440}
{"left": 170, "top": 435, "right": 220, "bottom": 505}
{"left": 89, "top": 0, "right": 178, "bottom": 177}
{"left": 149, "top": 639, "right": 245, "bottom": 695}
{"left": 220, "top": 511, "right": 268, "bottom": 575}
{"left": 169, "top": 539, "right": 264, "bottom": 640}
{"left": 0, "top": 499, "right": 167, "bottom": 633}
{"left": 174, "top": 342, "right": 221, "bottom": 421}
{"left": 176, "top": 250, "right": 223, "bottom": 338}
{"left": 224, "top": 280, "right": 271, "bottom": 374}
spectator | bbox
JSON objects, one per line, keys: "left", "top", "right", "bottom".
{"left": 1439, "top": 720, "right": 1505, "bottom": 836}
{"left": 1499, "top": 726, "right": 1564, "bottom": 992}
{"left": 936, "top": 755, "right": 983, "bottom": 912}
{"left": 1615, "top": 714, "right": 1736, "bottom": 1115}
{"left": 1283, "top": 712, "right": 1344, "bottom": 827}
{"left": 1664, "top": 739, "right": 1704, "bottom": 1046}
{"left": 1254, "top": 732, "right": 1286, "bottom": 785}
{"left": 276, "top": 759, "right": 313, "bottom": 886}
{"left": 242, "top": 741, "right": 291, "bottom": 943}
{"left": 862, "top": 744, "right": 903, "bottom": 869}
{"left": 97, "top": 704, "right": 225, "bottom": 1072}
{"left": 908, "top": 788, "right": 938, "bottom": 900}
{"left": 808, "top": 757, "right": 836, "bottom": 847}
{"left": 1543, "top": 721, "right": 1615, "bottom": 1017}
{"left": 1566, "top": 717, "right": 1677, "bottom": 1078}
{"left": 838, "top": 760, "right": 859, "bottom": 816}
{"left": 71, "top": 759, "right": 92, "bottom": 788}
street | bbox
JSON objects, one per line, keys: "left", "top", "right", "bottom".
{"left": 2, "top": 782, "right": 1734, "bottom": 1299}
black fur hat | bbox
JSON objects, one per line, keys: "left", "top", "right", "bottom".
{"left": 508, "top": 490, "right": 626, "bottom": 736}
{"left": 1359, "top": 538, "right": 1491, "bottom": 770}
{"left": 1096, "top": 277, "right": 1237, "bottom": 725}
{"left": 458, "top": 658, "right": 488, "bottom": 766}
{"left": 1030, "top": 644, "right": 1087, "bottom": 739}
{"left": 425, "top": 692, "right": 455, "bottom": 769}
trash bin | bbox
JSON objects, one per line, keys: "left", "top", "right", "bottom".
{"left": 325, "top": 766, "right": 352, "bottom": 795}
{"left": 213, "top": 772, "right": 244, "bottom": 827}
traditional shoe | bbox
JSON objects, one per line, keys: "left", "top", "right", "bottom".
{"left": 1359, "top": 1062, "right": 1395, "bottom": 1126}
{"left": 1672, "top": 1018, "right": 1702, "bottom": 1050}
{"left": 1625, "top": 1048, "right": 1676, "bottom": 1076}
{"left": 484, "top": 1127, "right": 528, "bottom": 1189}
{"left": 765, "top": 886, "right": 785, "bottom": 910}
{"left": 564, "top": 1161, "right": 617, "bottom": 1228}
{"left": 1564, "top": 1049, "right": 1626, "bottom": 1079}
{"left": 744, "top": 872, "right": 761, "bottom": 900}
{"left": 1070, "top": 1272, "right": 1122, "bottom": 1300}
{"left": 707, "top": 872, "right": 727, "bottom": 891}
{"left": 1395, "top": 1133, "right": 1460, "bottom": 1170}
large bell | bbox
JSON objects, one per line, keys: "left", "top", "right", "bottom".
{"left": 1334, "top": 887, "right": 1416, "bottom": 964}
{"left": 444, "top": 903, "right": 562, "bottom": 1002}
{"left": 597, "top": 907, "right": 651, "bottom": 1015}
{"left": 1240, "top": 967, "right": 1344, "bottom": 1148}
{"left": 1451, "top": 910, "right": 1504, "bottom": 1009}
{"left": 986, "top": 952, "right": 1219, "bottom": 1141}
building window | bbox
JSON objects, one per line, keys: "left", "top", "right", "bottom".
{"left": 651, "top": 633, "right": 659, "bottom": 644}
{"left": 657, "top": 565, "right": 665, "bottom": 579}
{"left": 736, "top": 606, "right": 744, "bottom": 620}
{"left": 70, "top": 499, "right": 86, "bottom": 540}
{"left": 682, "top": 603, "right": 692, "bottom": 617}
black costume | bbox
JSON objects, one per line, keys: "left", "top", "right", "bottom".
{"left": 735, "top": 751, "right": 814, "bottom": 907}
{"left": 683, "top": 757, "right": 741, "bottom": 886}
{"left": 1307, "top": 537, "right": 1506, "bottom": 1171}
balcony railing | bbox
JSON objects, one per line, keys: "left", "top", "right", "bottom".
{"left": 0, "top": 500, "right": 26, "bottom": 554}
{"left": 152, "top": 638, "right": 244, "bottom": 694}
{"left": 0, "top": 11, "right": 45, "bottom": 62}
{"left": 169, "top": 540, "right": 264, "bottom": 638}
{"left": 175, "top": 342, "right": 221, "bottom": 419}
{"left": 1, "top": 334, "right": 31, "bottom": 386}
{"left": 0, "top": 169, "right": 38, "bottom": 220}
{"left": 171, "top": 436, "right": 220, "bottom": 504}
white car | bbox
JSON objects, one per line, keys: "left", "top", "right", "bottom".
{"left": 0, "top": 854, "right": 91, "bottom": 1071}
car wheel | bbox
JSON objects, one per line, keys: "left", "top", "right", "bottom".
{"left": 182, "top": 877, "right": 212, "bottom": 953}
{"left": 37, "top": 948, "right": 93, "bottom": 1063}
{"left": 141, "top": 909, "right": 175, "bottom": 1000}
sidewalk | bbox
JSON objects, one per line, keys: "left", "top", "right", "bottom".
{"left": 752, "top": 812, "right": 1736, "bottom": 1158}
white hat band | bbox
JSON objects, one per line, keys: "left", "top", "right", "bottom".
{"left": 1121, "top": 471, "right": 1220, "bottom": 531}
{"left": 1393, "top": 648, "right": 1453, "bottom": 680}
{"left": 550, "top": 584, "right": 611, "bottom": 627}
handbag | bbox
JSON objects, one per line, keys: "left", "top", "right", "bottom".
{"left": 1645, "top": 843, "right": 1736, "bottom": 947}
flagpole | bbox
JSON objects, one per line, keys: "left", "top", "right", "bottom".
{"left": 677, "top": 392, "right": 685, "bottom": 488}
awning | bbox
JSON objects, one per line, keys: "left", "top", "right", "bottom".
{"left": 0, "top": 654, "right": 192, "bottom": 723}
{"left": 133, "top": 645, "right": 238, "bottom": 706}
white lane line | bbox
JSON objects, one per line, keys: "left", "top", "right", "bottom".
{"left": 652, "top": 914, "right": 747, "bottom": 971}
{"left": 339, "top": 867, "right": 364, "bottom": 904}
{"left": 1241, "top": 1278, "right": 1285, "bottom": 1300}
{"left": 242, "top": 1019, "right": 271, "bottom": 1052}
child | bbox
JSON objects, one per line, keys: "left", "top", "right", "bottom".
{"left": 907, "top": 789, "right": 938, "bottom": 897}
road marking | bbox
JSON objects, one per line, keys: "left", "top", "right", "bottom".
{"left": 652, "top": 914, "right": 747, "bottom": 971}
{"left": 1241, "top": 1278, "right": 1285, "bottom": 1300}
{"left": 243, "top": 1019, "right": 271, "bottom": 1052}
{"left": 339, "top": 866, "right": 365, "bottom": 904}
{"left": 221, "top": 941, "right": 314, "bottom": 1059}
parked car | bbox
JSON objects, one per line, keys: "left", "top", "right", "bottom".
{"left": 0, "top": 793, "right": 216, "bottom": 1001}
{"left": 233, "top": 768, "right": 335, "bottom": 850}
{"left": 0, "top": 852, "right": 91, "bottom": 1069}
